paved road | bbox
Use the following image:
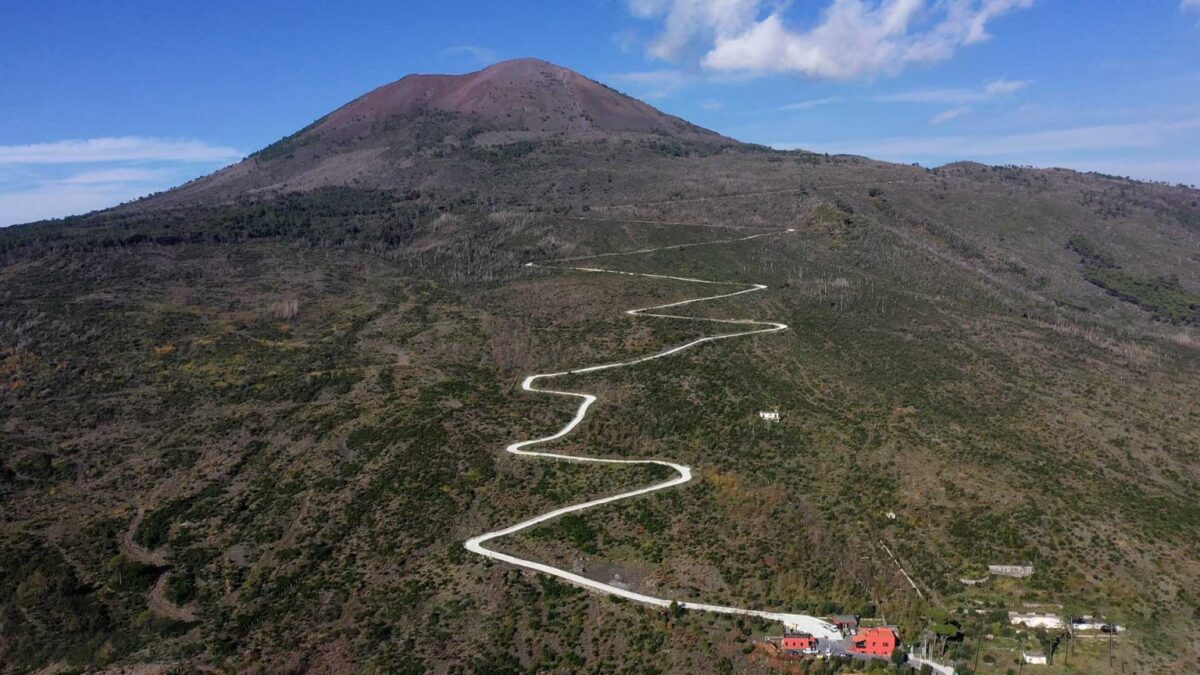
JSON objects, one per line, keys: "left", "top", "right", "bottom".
{"left": 464, "top": 230, "right": 840, "bottom": 640}
{"left": 907, "top": 655, "right": 957, "bottom": 675}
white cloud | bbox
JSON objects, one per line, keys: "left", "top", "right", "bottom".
{"left": 629, "top": 0, "right": 1035, "bottom": 80}
{"left": 629, "top": 0, "right": 762, "bottom": 62}
{"left": 1183, "top": 0, "right": 1200, "bottom": 12}
{"left": 0, "top": 137, "right": 238, "bottom": 226}
{"left": 0, "top": 137, "right": 242, "bottom": 164}
{"left": 441, "top": 45, "right": 500, "bottom": 64}
{"left": 773, "top": 117, "right": 1200, "bottom": 184}
{"left": 609, "top": 69, "right": 692, "bottom": 98}
{"left": 875, "top": 77, "right": 1031, "bottom": 103}
{"left": 58, "top": 168, "right": 173, "bottom": 185}
{"left": 611, "top": 69, "right": 690, "bottom": 86}
{"left": 0, "top": 181, "right": 169, "bottom": 227}
{"left": 1066, "top": 158, "right": 1199, "bottom": 186}
{"left": 613, "top": 28, "right": 641, "bottom": 54}
{"left": 778, "top": 97, "right": 840, "bottom": 111}
{"left": 776, "top": 117, "right": 1200, "bottom": 157}
{"left": 701, "top": 100, "right": 726, "bottom": 109}
{"left": 931, "top": 106, "right": 971, "bottom": 124}
{"left": 984, "top": 78, "right": 1030, "bottom": 95}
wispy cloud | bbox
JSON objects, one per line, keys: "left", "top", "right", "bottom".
{"left": 440, "top": 45, "right": 500, "bottom": 65}
{"left": 609, "top": 68, "right": 691, "bottom": 98}
{"left": 984, "top": 78, "right": 1030, "bottom": 95}
{"left": 0, "top": 181, "right": 170, "bottom": 227}
{"left": 1069, "top": 157, "right": 1199, "bottom": 185}
{"left": 778, "top": 97, "right": 839, "bottom": 111}
{"left": 700, "top": 100, "right": 726, "bottom": 110}
{"left": 1183, "top": 0, "right": 1200, "bottom": 12}
{"left": 875, "top": 78, "right": 1030, "bottom": 104}
{"left": 58, "top": 168, "right": 173, "bottom": 184}
{"left": 0, "top": 137, "right": 239, "bottom": 226}
{"left": 774, "top": 117, "right": 1200, "bottom": 184}
{"left": 0, "top": 137, "right": 242, "bottom": 164}
{"left": 613, "top": 28, "right": 641, "bottom": 54}
{"left": 777, "top": 117, "right": 1200, "bottom": 157}
{"left": 931, "top": 106, "right": 971, "bottom": 124}
{"left": 611, "top": 69, "right": 690, "bottom": 86}
{"left": 627, "top": 0, "right": 1035, "bottom": 80}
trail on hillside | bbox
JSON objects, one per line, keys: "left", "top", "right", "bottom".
{"left": 120, "top": 507, "right": 198, "bottom": 623}
{"left": 464, "top": 229, "right": 839, "bottom": 638}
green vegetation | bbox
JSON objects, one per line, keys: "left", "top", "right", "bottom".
{"left": 1066, "top": 234, "right": 1116, "bottom": 268}
{"left": 0, "top": 125, "right": 1196, "bottom": 672}
{"left": 1085, "top": 268, "right": 1199, "bottom": 324}
{"left": 1066, "top": 234, "right": 1200, "bottom": 324}
{"left": 249, "top": 115, "right": 327, "bottom": 161}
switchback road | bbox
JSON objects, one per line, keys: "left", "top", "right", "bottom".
{"left": 464, "top": 230, "right": 839, "bottom": 639}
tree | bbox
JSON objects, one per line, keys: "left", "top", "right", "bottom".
{"left": 929, "top": 622, "right": 961, "bottom": 656}
{"left": 1034, "top": 628, "right": 1064, "bottom": 664}
{"left": 891, "top": 647, "right": 908, "bottom": 665}
{"left": 668, "top": 600, "right": 685, "bottom": 620}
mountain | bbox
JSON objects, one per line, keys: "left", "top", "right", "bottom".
{"left": 320, "top": 57, "right": 717, "bottom": 138}
{"left": 1, "top": 60, "right": 1199, "bottom": 673}
{"left": 155, "top": 58, "right": 728, "bottom": 206}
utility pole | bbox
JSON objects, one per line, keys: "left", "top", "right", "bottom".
{"left": 1104, "top": 624, "right": 1113, "bottom": 667}
{"left": 972, "top": 634, "right": 982, "bottom": 673}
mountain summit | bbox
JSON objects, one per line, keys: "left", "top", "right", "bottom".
{"left": 160, "top": 59, "right": 725, "bottom": 205}
{"left": 322, "top": 58, "right": 714, "bottom": 138}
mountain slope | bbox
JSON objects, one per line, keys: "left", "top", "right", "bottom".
{"left": 1, "top": 59, "right": 1199, "bottom": 674}
{"left": 321, "top": 57, "right": 717, "bottom": 138}
{"left": 155, "top": 58, "right": 728, "bottom": 206}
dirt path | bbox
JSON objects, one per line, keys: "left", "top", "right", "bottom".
{"left": 464, "top": 230, "right": 840, "bottom": 639}
{"left": 120, "top": 507, "right": 167, "bottom": 567}
{"left": 120, "top": 507, "right": 198, "bottom": 623}
{"left": 147, "top": 572, "right": 198, "bottom": 623}
{"left": 879, "top": 540, "right": 928, "bottom": 603}
{"left": 592, "top": 179, "right": 911, "bottom": 209}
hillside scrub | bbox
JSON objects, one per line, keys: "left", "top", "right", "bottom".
{"left": 1, "top": 142, "right": 1197, "bottom": 672}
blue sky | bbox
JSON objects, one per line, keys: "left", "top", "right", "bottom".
{"left": 2, "top": 0, "right": 1199, "bottom": 225}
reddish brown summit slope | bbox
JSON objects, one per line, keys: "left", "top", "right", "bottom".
{"left": 148, "top": 58, "right": 726, "bottom": 205}
{"left": 315, "top": 57, "right": 716, "bottom": 139}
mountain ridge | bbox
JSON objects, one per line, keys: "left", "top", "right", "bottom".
{"left": 319, "top": 58, "right": 721, "bottom": 139}
{"left": 150, "top": 58, "right": 731, "bottom": 207}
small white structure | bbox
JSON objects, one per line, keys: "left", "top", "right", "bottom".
{"left": 1009, "top": 612, "right": 1064, "bottom": 630}
{"left": 960, "top": 575, "right": 990, "bottom": 586}
{"left": 759, "top": 410, "right": 780, "bottom": 422}
{"left": 1022, "top": 651, "right": 1048, "bottom": 665}
{"left": 885, "top": 510, "right": 897, "bottom": 520}
{"left": 1071, "top": 617, "right": 1123, "bottom": 633}
{"left": 989, "top": 564, "right": 1034, "bottom": 578}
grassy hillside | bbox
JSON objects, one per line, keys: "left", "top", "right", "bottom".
{"left": 1, "top": 144, "right": 1198, "bottom": 673}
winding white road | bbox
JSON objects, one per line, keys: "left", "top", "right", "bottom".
{"left": 464, "top": 229, "right": 840, "bottom": 639}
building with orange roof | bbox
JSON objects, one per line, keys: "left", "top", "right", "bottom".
{"left": 849, "top": 626, "right": 899, "bottom": 659}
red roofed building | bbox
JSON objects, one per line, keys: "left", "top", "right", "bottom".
{"left": 781, "top": 632, "right": 818, "bottom": 654}
{"left": 849, "top": 626, "right": 899, "bottom": 659}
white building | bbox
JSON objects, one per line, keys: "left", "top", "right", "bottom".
{"left": 1071, "top": 617, "right": 1123, "bottom": 633}
{"left": 1009, "top": 612, "right": 1064, "bottom": 630}
{"left": 988, "top": 564, "right": 1034, "bottom": 578}
{"left": 759, "top": 410, "right": 779, "bottom": 422}
{"left": 1023, "top": 651, "right": 1048, "bottom": 665}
